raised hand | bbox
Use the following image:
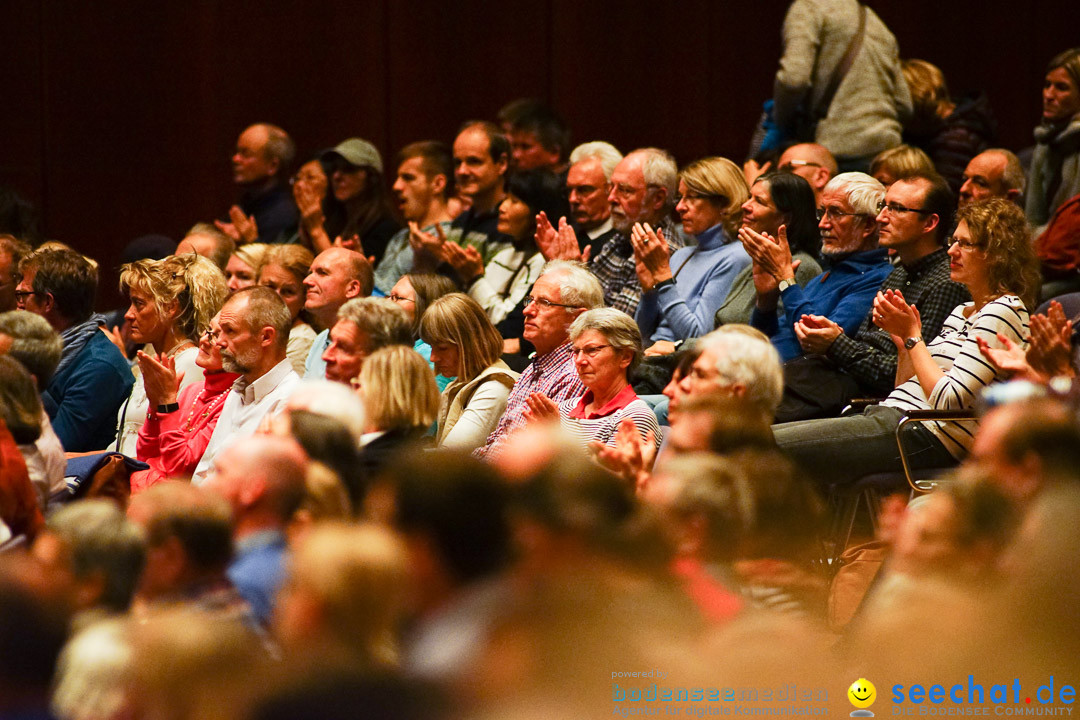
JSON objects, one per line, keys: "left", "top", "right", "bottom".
{"left": 630, "top": 222, "right": 672, "bottom": 291}
{"left": 523, "top": 392, "right": 560, "bottom": 424}
{"left": 294, "top": 180, "right": 325, "bottom": 231}
{"left": 794, "top": 314, "right": 842, "bottom": 354}
{"left": 976, "top": 333, "right": 1037, "bottom": 381}
{"left": 443, "top": 242, "right": 484, "bottom": 282}
{"left": 743, "top": 158, "right": 771, "bottom": 187}
{"left": 100, "top": 325, "right": 128, "bottom": 357}
{"left": 1027, "top": 301, "right": 1075, "bottom": 380}
{"left": 136, "top": 351, "right": 183, "bottom": 409}
{"left": 216, "top": 206, "right": 258, "bottom": 244}
{"left": 589, "top": 418, "right": 657, "bottom": 494}
{"left": 872, "top": 289, "right": 921, "bottom": 344}
{"left": 739, "top": 224, "right": 794, "bottom": 282}
{"left": 408, "top": 221, "right": 448, "bottom": 268}
{"left": 535, "top": 212, "right": 588, "bottom": 262}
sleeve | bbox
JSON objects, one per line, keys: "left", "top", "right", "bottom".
{"left": 928, "top": 297, "right": 1029, "bottom": 410}
{"left": 136, "top": 413, "right": 162, "bottom": 461}
{"left": 772, "top": 0, "right": 821, "bottom": 129}
{"left": 372, "top": 230, "right": 414, "bottom": 295}
{"left": 441, "top": 379, "right": 513, "bottom": 452}
{"left": 50, "top": 361, "right": 134, "bottom": 452}
{"left": 781, "top": 270, "right": 883, "bottom": 339}
{"left": 286, "top": 328, "right": 315, "bottom": 377}
{"left": 152, "top": 385, "right": 214, "bottom": 477}
{"left": 653, "top": 252, "right": 752, "bottom": 341}
{"left": 750, "top": 305, "right": 781, "bottom": 337}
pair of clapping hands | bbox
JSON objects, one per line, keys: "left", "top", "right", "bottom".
{"left": 134, "top": 351, "right": 184, "bottom": 409}
{"left": 977, "top": 300, "right": 1075, "bottom": 383}
{"left": 407, "top": 222, "right": 484, "bottom": 280}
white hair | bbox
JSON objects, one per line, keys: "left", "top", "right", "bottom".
{"left": 286, "top": 379, "right": 366, "bottom": 440}
{"left": 541, "top": 260, "right": 604, "bottom": 310}
{"left": 698, "top": 330, "right": 783, "bottom": 420}
{"left": 569, "top": 141, "right": 624, "bottom": 181}
{"left": 824, "top": 172, "right": 885, "bottom": 216}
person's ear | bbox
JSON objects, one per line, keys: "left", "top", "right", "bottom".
{"left": 495, "top": 152, "right": 509, "bottom": 177}
{"left": 259, "top": 325, "right": 275, "bottom": 348}
{"left": 649, "top": 187, "right": 669, "bottom": 212}
{"left": 924, "top": 212, "right": 941, "bottom": 236}
{"left": 814, "top": 167, "right": 831, "bottom": 191}
{"left": 431, "top": 173, "right": 448, "bottom": 196}
{"left": 344, "top": 278, "right": 363, "bottom": 299}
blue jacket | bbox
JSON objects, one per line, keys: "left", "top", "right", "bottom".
{"left": 752, "top": 248, "right": 892, "bottom": 361}
{"left": 42, "top": 330, "right": 135, "bottom": 452}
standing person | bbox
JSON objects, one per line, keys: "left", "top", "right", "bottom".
{"left": 116, "top": 254, "right": 228, "bottom": 456}
{"left": 420, "top": 293, "right": 519, "bottom": 451}
{"left": 772, "top": 0, "right": 912, "bottom": 173}
{"left": 1026, "top": 48, "right": 1080, "bottom": 234}
{"left": 258, "top": 244, "right": 316, "bottom": 376}
{"left": 773, "top": 198, "right": 1040, "bottom": 485}
{"left": 307, "top": 138, "right": 400, "bottom": 263}
{"left": 132, "top": 317, "right": 240, "bottom": 491}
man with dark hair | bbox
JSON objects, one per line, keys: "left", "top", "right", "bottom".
{"left": 508, "top": 103, "right": 570, "bottom": 174}
{"left": 373, "top": 141, "right": 456, "bottom": 294}
{"left": 207, "top": 434, "right": 307, "bottom": 626}
{"left": 192, "top": 286, "right": 300, "bottom": 484}
{"left": 0, "top": 235, "right": 30, "bottom": 312}
{"left": 776, "top": 173, "right": 969, "bottom": 420}
{"left": 302, "top": 247, "right": 373, "bottom": 379}
{"left": 378, "top": 450, "right": 511, "bottom": 681}
{"left": 412, "top": 122, "right": 513, "bottom": 267}
{"left": 16, "top": 248, "right": 133, "bottom": 451}
{"left": 217, "top": 122, "right": 299, "bottom": 245}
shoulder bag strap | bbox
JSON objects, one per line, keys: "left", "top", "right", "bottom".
{"left": 814, "top": 3, "right": 867, "bottom": 122}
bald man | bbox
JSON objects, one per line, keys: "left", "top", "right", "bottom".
{"left": 207, "top": 433, "right": 307, "bottom": 626}
{"left": 218, "top": 123, "right": 299, "bottom": 245}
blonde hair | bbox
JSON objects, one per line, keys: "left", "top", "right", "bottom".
{"left": 258, "top": 244, "right": 313, "bottom": 285}
{"left": 679, "top": 156, "right": 750, "bottom": 237}
{"left": 357, "top": 345, "right": 440, "bottom": 431}
{"left": 870, "top": 145, "right": 936, "bottom": 183}
{"left": 419, "top": 293, "right": 503, "bottom": 381}
{"left": 902, "top": 59, "right": 954, "bottom": 133}
{"left": 231, "top": 243, "right": 270, "bottom": 273}
{"left": 288, "top": 522, "right": 408, "bottom": 666}
{"left": 955, "top": 197, "right": 1041, "bottom": 310}
{"left": 299, "top": 462, "right": 353, "bottom": 520}
{"left": 120, "top": 254, "right": 227, "bottom": 341}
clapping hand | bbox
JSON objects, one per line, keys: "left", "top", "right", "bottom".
{"left": 589, "top": 418, "right": 657, "bottom": 494}
{"left": 630, "top": 223, "right": 672, "bottom": 291}
{"left": 136, "top": 351, "right": 183, "bottom": 409}
{"left": 872, "top": 289, "right": 921, "bottom": 348}
{"left": 535, "top": 212, "right": 590, "bottom": 263}
{"left": 794, "top": 314, "right": 842, "bottom": 354}
{"left": 523, "top": 392, "right": 559, "bottom": 424}
{"left": 215, "top": 206, "right": 259, "bottom": 244}
{"left": 408, "top": 221, "right": 448, "bottom": 270}
{"left": 443, "top": 242, "right": 485, "bottom": 282}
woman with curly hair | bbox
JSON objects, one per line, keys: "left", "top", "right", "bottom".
{"left": 773, "top": 197, "right": 1040, "bottom": 485}
{"left": 115, "top": 253, "right": 228, "bottom": 456}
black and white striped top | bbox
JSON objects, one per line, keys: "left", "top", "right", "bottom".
{"left": 882, "top": 295, "right": 1029, "bottom": 459}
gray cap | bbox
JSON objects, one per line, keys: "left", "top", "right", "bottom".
{"left": 323, "top": 138, "right": 383, "bottom": 173}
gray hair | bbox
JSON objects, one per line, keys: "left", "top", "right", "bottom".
{"left": 824, "top": 172, "right": 886, "bottom": 216}
{"left": 698, "top": 329, "right": 784, "bottom": 421}
{"left": 48, "top": 500, "right": 147, "bottom": 613}
{"left": 336, "top": 297, "right": 413, "bottom": 352}
{"left": 0, "top": 309, "right": 62, "bottom": 384}
{"left": 984, "top": 148, "right": 1027, "bottom": 196}
{"left": 227, "top": 285, "right": 292, "bottom": 350}
{"left": 569, "top": 141, "right": 624, "bottom": 181}
{"left": 260, "top": 123, "right": 296, "bottom": 176}
{"left": 634, "top": 148, "right": 679, "bottom": 212}
{"left": 183, "top": 223, "right": 235, "bottom": 270}
{"left": 286, "top": 379, "right": 366, "bottom": 440}
{"left": 540, "top": 260, "right": 604, "bottom": 310}
{"left": 569, "top": 307, "right": 643, "bottom": 374}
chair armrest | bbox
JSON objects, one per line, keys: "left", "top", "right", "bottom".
{"left": 895, "top": 409, "right": 977, "bottom": 492}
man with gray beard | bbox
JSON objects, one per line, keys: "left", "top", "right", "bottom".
{"left": 191, "top": 286, "right": 300, "bottom": 485}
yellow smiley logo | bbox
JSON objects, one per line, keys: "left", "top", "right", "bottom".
{"left": 848, "top": 678, "right": 877, "bottom": 709}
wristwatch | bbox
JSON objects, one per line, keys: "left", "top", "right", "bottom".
{"left": 904, "top": 336, "right": 923, "bottom": 350}
{"left": 777, "top": 278, "right": 797, "bottom": 293}
{"left": 653, "top": 278, "right": 676, "bottom": 292}
{"left": 156, "top": 402, "right": 180, "bottom": 414}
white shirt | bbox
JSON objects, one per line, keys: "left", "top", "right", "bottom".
{"left": 191, "top": 359, "right": 300, "bottom": 485}
{"left": 116, "top": 346, "right": 203, "bottom": 456}
{"left": 586, "top": 218, "right": 613, "bottom": 240}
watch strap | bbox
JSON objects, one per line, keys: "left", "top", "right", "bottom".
{"left": 156, "top": 402, "right": 180, "bottom": 414}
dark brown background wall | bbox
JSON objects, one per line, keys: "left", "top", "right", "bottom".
{"left": 1, "top": 0, "right": 1074, "bottom": 307}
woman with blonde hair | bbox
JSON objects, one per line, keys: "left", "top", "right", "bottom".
{"left": 115, "top": 253, "right": 228, "bottom": 456}
{"left": 631, "top": 156, "right": 752, "bottom": 354}
{"left": 224, "top": 242, "right": 269, "bottom": 294}
{"left": 420, "top": 293, "right": 519, "bottom": 450}
{"left": 257, "top": 244, "right": 316, "bottom": 375}
{"left": 869, "top": 144, "right": 936, "bottom": 188}
{"left": 354, "top": 345, "right": 440, "bottom": 475}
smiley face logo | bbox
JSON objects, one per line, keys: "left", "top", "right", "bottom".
{"left": 848, "top": 678, "right": 876, "bottom": 710}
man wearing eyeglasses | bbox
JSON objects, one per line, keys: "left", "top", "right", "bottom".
{"left": 745, "top": 172, "right": 891, "bottom": 367}
{"left": 475, "top": 261, "right": 604, "bottom": 460}
{"left": 777, "top": 144, "right": 837, "bottom": 206}
{"left": 775, "top": 173, "right": 971, "bottom": 421}
{"left": 216, "top": 123, "right": 299, "bottom": 245}
{"left": 0, "top": 236, "right": 30, "bottom": 313}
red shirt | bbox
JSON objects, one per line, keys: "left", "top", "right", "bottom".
{"left": 567, "top": 384, "right": 638, "bottom": 420}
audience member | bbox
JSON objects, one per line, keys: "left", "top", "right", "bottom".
{"left": 321, "top": 297, "right": 412, "bottom": 385}
{"left": 257, "top": 244, "right": 317, "bottom": 375}
{"left": 385, "top": 272, "right": 457, "bottom": 389}
{"left": 219, "top": 123, "right": 299, "bottom": 245}
{"left": 421, "top": 293, "right": 519, "bottom": 451}
{"left": 777, "top": 143, "right": 838, "bottom": 204}
{"left": 302, "top": 247, "right": 373, "bottom": 378}
{"left": 565, "top": 141, "right": 621, "bottom": 255}
{"left": 177, "top": 223, "right": 235, "bottom": 271}
{"left": 191, "top": 286, "right": 300, "bottom": 485}
{"left": 0, "top": 234, "right": 30, "bottom": 312}
{"left": 17, "top": 248, "right": 134, "bottom": 451}
{"left": 1026, "top": 48, "right": 1080, "bottom": 233}
{"left": 507, "top": 103, "right": 570, "bottom": 175}
{"left": 745, "top": 172, "right": 891, "bottom": 362}
{"left": 869, "top": 144, "right": 936, "bottom": 187}
{"left": 958, "top": 149, "right": 1025, "bottom": 207}
{"left": 224, "top": 243, "right": 269, "bottom": 294}
{"left": 290, "top": 154, "right": 346, "bottom": 250}
{"left": 0, "top": 356, "right": 64, "bottom": 508}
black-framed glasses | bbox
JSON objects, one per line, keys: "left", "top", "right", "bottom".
{"left": 525, "top": 295, "right": 579, "bottom": 310}
{"left": 387, "top": 293, "right": 415, "bottom": 304}
{"left": 816, "top": 207, "right": 870, "bottom": 222}
{"left": 876, "top": 201, "right": 930, "bottom": 216}
{"left": 14, "top": 290, "right": 40, "bottom": 302}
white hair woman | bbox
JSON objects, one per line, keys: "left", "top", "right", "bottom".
{"left": 525, "top": 307, "right": 661, "bottom": 451}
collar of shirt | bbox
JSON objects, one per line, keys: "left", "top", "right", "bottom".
{"left": 233, "top": 359, "right": 294, "bottom": 405}
{"left": 902, "top": 247, "right": 949, "bottom": 278}
{"left": 234, "top": 528, "right": 286, "bottom": 555}
{"left": 695, "top": 222, "right": 728, "bottom": 250}
{"left": 531, "top": 342, "right": 575, "bottom": 380}
{"left": 567, "top": 383, "right": 637, "bottom": 419}
{"left": 586, "top": 218, "right": 614, "bottom": 240}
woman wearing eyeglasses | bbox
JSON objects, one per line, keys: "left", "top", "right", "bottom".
{"left": 386, "top": 272, "right": 458, "bottom": 390}
{"left": 420, "top": 293, "right": 519, "bottom": 451}
{"left": 115, "top": 254, "right": 228, "bottom": 457}
{"left": 632, "top": 157, "right": 752, "bottom": 357}
{"left": 131, "top": 318, "right": 241, "bottom": 492}
{"left": 525, "top": 308, "right": 661, "bottom": 451}
{"left": 257, "top": 244, "right": 316, "bottom": 376}
{"left": 773, "top": 197, "right": 1040, "bottom": 485}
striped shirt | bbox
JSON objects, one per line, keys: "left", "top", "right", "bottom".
{"left": 882, "top": 295, "right": 1029, "bottom": 459}
{"left": 475, "top": 343, "right": 585, "bottom": 461}
{"left": 557, "top": 385, "right": 662, "bottom": 451}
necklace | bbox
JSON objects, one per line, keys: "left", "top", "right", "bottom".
{"left": 182, "top": 388, "right": 230, "bottom": 433}
{"left": 162, "top": 339, "right": 195, "bottom": 357}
